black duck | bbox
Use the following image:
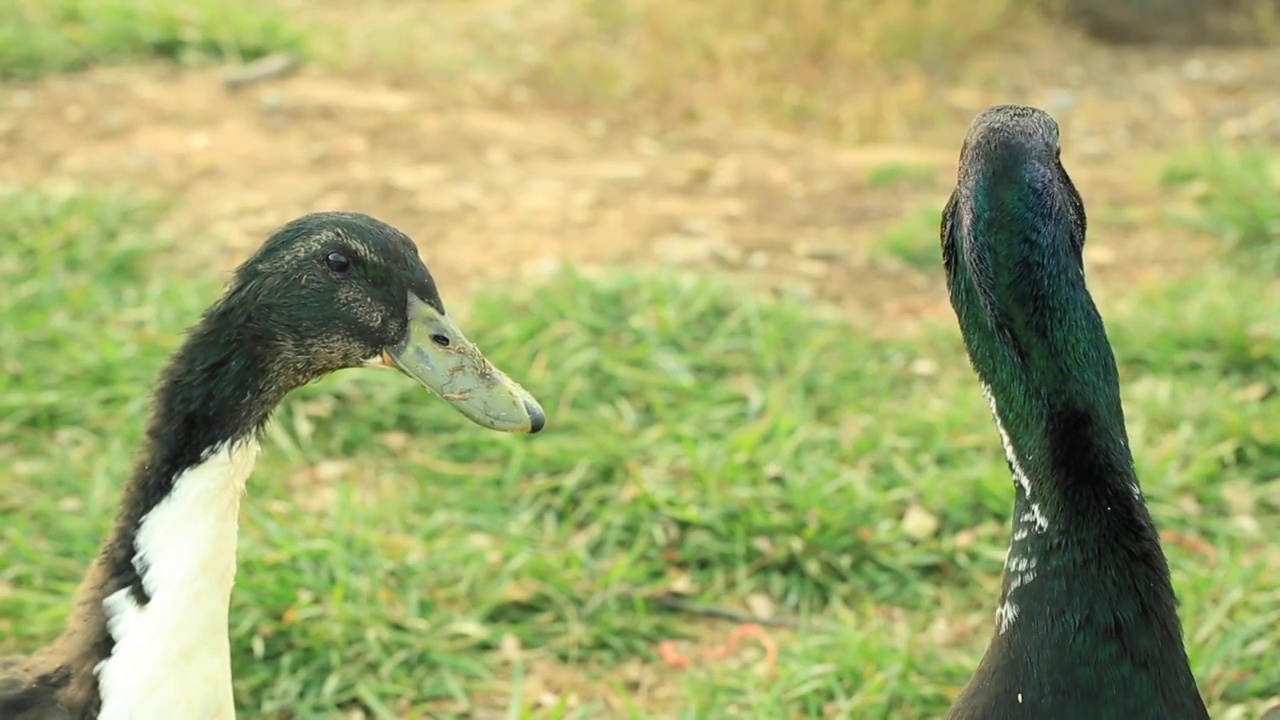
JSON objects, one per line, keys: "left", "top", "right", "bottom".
{"left": 940, "top": 105, "right": 1209, "bottom": 720}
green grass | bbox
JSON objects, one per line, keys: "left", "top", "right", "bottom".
{"left": 1, "top": 188, "right": 1278, "bottom": 718}
{"left": 1162, "top": 145, "right": 1280, "bottom": 269}
{"left": 865, "top": 163, "right": 939, "bottom": 191}
{"left": 868, "top": 207, "right": 942, "bottom": 271}
{"left": 0, "top": 0, "right": 305, "bottom": 79}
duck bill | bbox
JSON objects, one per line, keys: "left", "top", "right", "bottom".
{"left": 382, "top": 295, "right": 545, "bottom": 434}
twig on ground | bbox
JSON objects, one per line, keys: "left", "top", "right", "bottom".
{"left": 653, "top": 593, "right": 802, "bottom": 629}
{"left": 224, "top": 52, "right": 298, "bottom": 90}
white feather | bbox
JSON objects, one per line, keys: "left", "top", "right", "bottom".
{"left": 95, "top": 439, "right": 259, "bottom": 720}
{"left": 980, "top": 383, "right": 1047, "bottom": 634}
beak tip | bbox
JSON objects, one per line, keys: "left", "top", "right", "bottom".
{"left": 525, "top": 401, "right": 546, "bottom": 434}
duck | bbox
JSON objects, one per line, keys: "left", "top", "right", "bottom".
{"left": 939, "top": 105, "right": 1210, "bottom": 719}
{"left": 0, "top": 211, "right": 545, "bottom": 720}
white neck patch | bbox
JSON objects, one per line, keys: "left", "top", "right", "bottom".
{"left": 95, "top": 439, "right": 260, "bottom": 720}
{"left": 980, "top": 383, "right": 1046, "bottom": 635}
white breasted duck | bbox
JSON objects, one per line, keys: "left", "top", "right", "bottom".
{"left": 0, "top": 211, "right": 544, "bottom": 719}
{"left": 939, "top": 106, "right": 1210, "bottom": 719}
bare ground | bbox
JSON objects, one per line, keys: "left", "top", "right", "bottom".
{"left": 1, "top": 32, "right": 1278, "bottom": 336}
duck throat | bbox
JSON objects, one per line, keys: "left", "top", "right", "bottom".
{"left": 84, "top": 312, "right": 283, "bottom": 717}
{"left": 981, "top": 383, "right": 1049, "bottom": 637}
{"left": 981, "top": 380, "right": 1146, "bottom": 617}
{"left": 95, "top": 439, "right": 260, "bottom": 720}
{"left": 978, "top": 376, "right": 1181, "bottom": 645}
{"left": 965, "top": 381, "right": 1205, "bottom": 715}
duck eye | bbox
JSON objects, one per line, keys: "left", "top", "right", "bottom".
{"left": 431, "top": 333, "right": 451, "bottom": 347}
{"left": 325, "top": 251, "right": 352, "bottom": 275}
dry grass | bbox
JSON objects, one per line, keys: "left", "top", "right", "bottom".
{"left": 308, "top": 0, "right": 1035, "bottom": 141}
{"left": 303, "top": 0, "right": 1278, "bottom": 140}
{"left": 515, "top": 0, "right": 1026, "bottom": 131}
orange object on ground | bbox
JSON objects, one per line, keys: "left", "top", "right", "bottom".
{"left": 656, "top": 623, "right": 778, "bottom": 673}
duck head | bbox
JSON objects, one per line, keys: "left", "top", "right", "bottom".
{"left": 214, "top": 211, "right": 544, "bottom": 434}
{"left": 948, "top": 104, "right": 1086, "bottom": 267}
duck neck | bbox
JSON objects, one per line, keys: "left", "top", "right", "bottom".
{"left": 962, "top": 367, "right": 1204, "bottom": 715}
{"left": 83, "top": 305, "right": 287, "bottom": 715}
{"left": 979, "top": 373, "right": 1160, "bottom": 635}
{"left": 956, "top": 247, "right": 1200, "bottom": 711}
{"left": 108, "top": 307, "right": 284, "bottom": 599}
{"left": 943, "top": 147, "right": 1205, "bottom": 715}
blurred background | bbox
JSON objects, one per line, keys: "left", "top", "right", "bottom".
{"left": 1, "top": 1, "right": 1278, "bottom": 718}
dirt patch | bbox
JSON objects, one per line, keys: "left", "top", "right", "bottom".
{"left": 0, "top": 36, "right": 1277, "bottom": 329}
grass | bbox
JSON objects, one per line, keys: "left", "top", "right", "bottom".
{"left": 1162, "top": 146, "right": 1280, "bottom": 269}
{"left": 0, "top": 0, "right": 305, "bottom": 79}
{"left": 304, "top": 0, "right": 1031, "bottom": 141}
{"left": 1, "top": 187, "right": 1278, "bottom": 719}
{"left": 513, "top": 0, "right": 1023, "bottom": 131}
{"left": 300, "top": 0, "right": 1280, "bottom": 140}
{"left": 868, "top": 207, "right": 942, "bottom": 271}
{"left": 0, "top": 0, "right": 1019, "bottom": 140}
{"left": 865, "top": 163, "right": 940, "bottom": 191}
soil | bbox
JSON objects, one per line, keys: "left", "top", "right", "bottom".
{"left": 1, "top": 33, "right": 1278, "bottom": 333}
